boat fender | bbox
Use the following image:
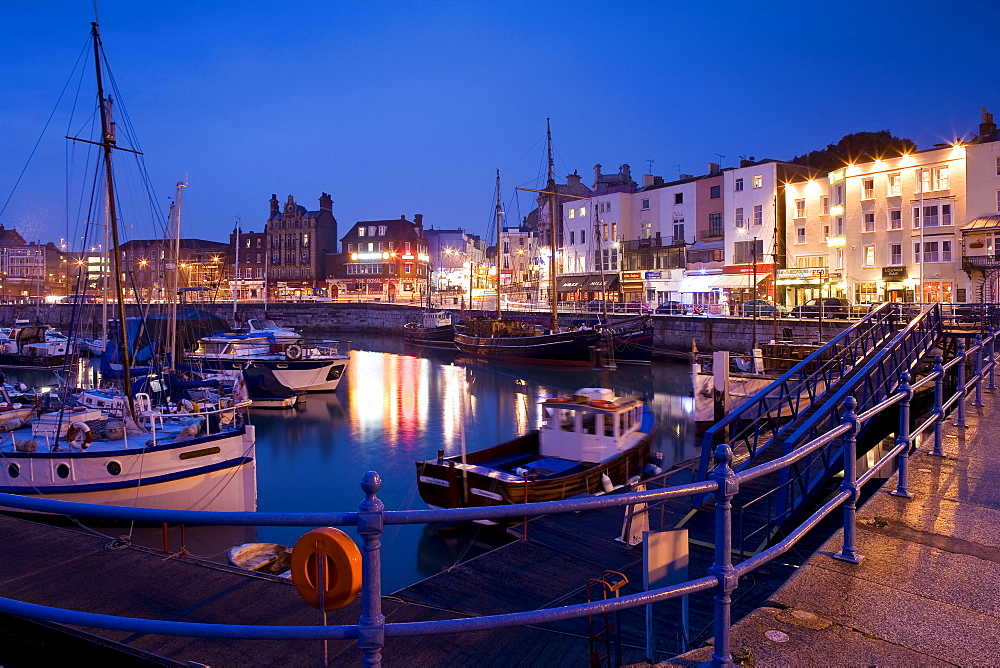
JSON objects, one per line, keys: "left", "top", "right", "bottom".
{"left": 643, "top": 463, "right": 663, "bottom": 478}
{"left": 0, "top": 417, "right": 25, "bottom": 432}
{"left": 181, "top": 399, "right": 201, "bottom": 414}
{"left": 515, "top": 466, "right": 529, "bottom": 477}
{"left": 67, "top": 421, "right": 92, "bottom": 450}
{"left": 601, "top": 473, "right": 614, "bottom": 493}
{"left": 285, "top": 344, "right": 303, "bottom": 360}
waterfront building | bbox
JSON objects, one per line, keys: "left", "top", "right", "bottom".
{"left": 265, "top": 193, "right": 339, "bottom": 300}
{"left": 326, "top": 214, "right": 430, "bottom": 303}
{"left": 118, "top": 238, "right": 230, "bottom": 303}
{"left": 499, "top": 218, "right": 542, "bottom": 304}
{"left": 782, "top": 109, "right": 999, "bottom": 306}
{"left": 423, "top": 228, "right": 487, "bottom": 303}
{"left": 537, "top": 170, "right": 593, "bottom": 303}
{"left": 229, "top": 227, "right": 268, "bottom": 301}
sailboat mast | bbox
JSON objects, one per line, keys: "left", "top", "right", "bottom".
{"left": 495, "top": 169, "right": 503, "bottom": 320}
{"left": 546, "top": 119, "right": 558, "bottom": 332}
{"left": 167, "top": 179, "right": 185, "bottom": 371}
{"left": 233, "top": 217, "right": 240, "bottom": 325}
{"left": 92, "top": 21, "right": 135, "bottom": 416}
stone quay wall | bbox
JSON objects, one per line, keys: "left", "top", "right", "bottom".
{"left": 0, "top": 303, "right": 849, "bottom": 359}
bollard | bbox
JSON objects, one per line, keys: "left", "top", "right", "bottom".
{"left": 989, "top": 330, "right": 997, "bottom": 392}
{"left": 974, "top": 334, "right": 985, "bottom": 407}
{"left": 931, "top": 356, "right": 945, "bottom": 457}
{"left": 956, "top": 340, "right": 968, "bottom": 427}
{"left": 358, "top": 472, "right": 386, "bottom": 667}
{"left": 833, "top": 397, "right": 864, "bottom": 564}
{"left": 710, "top": 443, "right": 739, "bottom": 668}
{"left": 890, "top": 373, "right": 913, "bottom": 499}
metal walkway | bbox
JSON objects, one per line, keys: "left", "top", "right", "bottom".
{"left": 687, "top": 303, "right": 944, "bottom": 555}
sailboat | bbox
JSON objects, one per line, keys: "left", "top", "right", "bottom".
{"left": 454, "top": 123, "right": 643, "bottom": 366}
{"left": 0, "top": 21, "right": 256, "bottom": 513}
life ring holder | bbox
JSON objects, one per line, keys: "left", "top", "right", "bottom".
{"left": 589, "top": 399, "right": 620, "bottom": 410}
{"left": 285, "top": 344, "right": 303, "bottom": 360}
{"left": 290, "top": 527, "right": 362, "bottom": 610}
{"left": 66, "top": 421, "right": 93, "bottom": 450}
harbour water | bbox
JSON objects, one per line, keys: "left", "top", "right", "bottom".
{"left": 3, "top": 334, "right": 700, "bottom": 594}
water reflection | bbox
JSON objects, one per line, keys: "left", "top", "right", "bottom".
{"left": 1, "top": 337, "right": 699, "bottom": 594}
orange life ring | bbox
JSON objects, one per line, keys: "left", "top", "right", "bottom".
{"left": 589, "top": 399, "right": 620, "bottom": 409}
{"left": 67, "top": 421, "right": 93, "bottom": 450}
{"left": 289, "top": 527, "right": 362, "bottom": 611}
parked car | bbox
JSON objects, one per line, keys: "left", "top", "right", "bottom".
{"left": 790, "top": 297, "right": 851, "bottom": 319}
{"left": 655, "top": 301, "right": 686, "bottom": 315}
{"left": 623, "top": 301, "right": 654, "bottom": 314}
{"left": 741, "top": 299, "right": 783, "bottom": 317}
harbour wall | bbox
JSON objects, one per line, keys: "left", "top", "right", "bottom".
{"left": 1, "top": 303, "right": 849, "bottom": 358}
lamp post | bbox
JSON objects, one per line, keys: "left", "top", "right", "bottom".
{"left": 751, "top": 236, "right": 758, "bottom": 350}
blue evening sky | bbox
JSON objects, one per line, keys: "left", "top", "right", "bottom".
{"left": 1, "top": 0, "right": 995, "bottom": 249}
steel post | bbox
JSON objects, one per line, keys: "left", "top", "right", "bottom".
{"left": 833, "top": 397, "right": 864, "bottom": 564}
{"left": 890, "top": 372, "right": 913, "bottom": 498}
{"left": 358, "top": 472, "right": 386, "bottom": 667}
{"left": 974, "top": 334, "right": 984, "bottom": 407}
{"left": 957, "top": 340, "right": 967, "bottom": 427}
{"left": 710, "top": 443, "right": 738, "bottom": 668}
{"left": 989, "top": 330, "right": 997, "bottom": 391}
{"left": 931, "top": 356, "right": 945, "bottom": 457}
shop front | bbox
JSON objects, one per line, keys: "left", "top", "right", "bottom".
{"left": 776, "top": 267, "right": 826, "bottom": 307}
{"left": 881, "top": 266, "right": 914, "bottom": 303}
{"left": 716, "top": 265, "right": 773, "bottom": 312}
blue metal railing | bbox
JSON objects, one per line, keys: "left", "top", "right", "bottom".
{"left": 0, "top": 327, "right": 994, "bottom": 668}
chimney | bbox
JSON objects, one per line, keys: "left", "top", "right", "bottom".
{"left": 414, "top": 214, "right": 423, "bottom": 228}
{"left": 269, "top": 194, "right": 279, "bottom": 219}
{"left": 642, "top": 174, "right": 655, "bottom": 187}
{"left": 318, "top": 192, "right": 333, "bottom": 213}
{"left": 981, "top": 107, "right": 997, "bottom": 138}
{"left": 679, "top": 174, "right": 693, "bottom": 180}
{"left": 566, "top": 171, "right": 582, "bottom": 186}
{"left": 707, "top": 163, "right": 720, "bottom": 175}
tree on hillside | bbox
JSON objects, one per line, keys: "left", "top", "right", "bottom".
{"left": 789, "top": 131, "right": 917, "bottom": 172}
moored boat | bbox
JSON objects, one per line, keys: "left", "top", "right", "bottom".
{"left": 415, "top": 387, "right": 658, "bottom": 509}
{"left": 403, "top": 310, "right": 456, "bottom": 348}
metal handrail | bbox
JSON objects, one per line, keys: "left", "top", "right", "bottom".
{"left": 0, "top": 327, "right": 995, "bottom": 668}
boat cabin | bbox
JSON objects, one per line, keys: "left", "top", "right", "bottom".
{"left": 540, "top": 388, "right": 646, "bottom": 464}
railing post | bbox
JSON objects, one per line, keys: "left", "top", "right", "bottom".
{"left": 988, "top": 329, "right": 997, "bottom": 391}
{"left": 710, "top": 443, "right": 739, "bottom": 668}
{"left": 974, "top": 334, "right": 985, "bottom": 407}
{"left": 357, "top": 472, "right": 386, "bottom": 667}
{"left": 957, "top": 340, "right": 967, "bottom": 427}
{"left": 931, "top": 356, "right": 945, "bottom": 457}
{"left": 833, "top": 396, "right": 864, "bottom": 564}
{"left": 890, "top": 372, "right": 913, "bottom": 499}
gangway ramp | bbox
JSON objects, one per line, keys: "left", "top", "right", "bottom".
{"left": 681, "top": 303, "right": 944, "bottom": 556}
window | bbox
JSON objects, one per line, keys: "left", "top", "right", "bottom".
{"left": 863, "top": 245, "right": 875, "bottom": 266}
{"left": 836, "top": 248, "right": 844, "bottom": 269}
{"left": 569, "top": 231, "right": 575, "bottom": 245}
{"left": 568, "top": 208, "right": 575, "bottom": 219}
{"left": 932, "top": 166, "right": 949, "bottom": 190}
{"left": 378, "top": 226, "right": 387, "bottom": 235}
{"left": 864, "top": 213, "right": 875, "bottom": 232}
{"left": 710, "top": 185, "right": 721, "bottom": 199}
{"left": 890, "top": 243, "right": 902, "bottom": 265}
{"left": 673, "top": 222, "right": 685, "bottom": 242}
{"left": 753, "top": 205, "right": 763, "bottom": 226}
{"left": 641, "top": 222, "right": 652, "bottom": 240}
{"left": 942, "top": 240, "right": 953, "bottom": 262}
{"left": 822, "top": 196, "right": 830, "bottom": 215}
{"left": 735, "top": 208, "right": 744, "bottom": 227}
{"left": 889, "top": 210, "right": 902, "bottom": 230}
{"left": 753, "top": 174, "right": 763, "bottom": 188}
{"left": 734, "top": 239, "right": 764, "bottom": 264}
{"left": 579, "top": 206, "right": 587, "bottom": 217}
{"left": 368, "top": 226, "right": 376, "bottom": 236}
{"left": 923, "top": 241, "right": 940, "bottom": 263}
{"left": 913, "top": 207, "right": 920, "bottom": 228}
{"left": 581, "top": 229, "right": 586, "bottom": 244}
{"left": 942, "top": 204, "right": 952, "bottom": 225}
{"left": 997, "top": 156, "right": 1000, "bottom": 176}
{"left": 709, "top": 213, "right": 723, "bottom": 236}
{"left": 914, "top": 242, "right": 921, "bottom": 263}
{"left": 641, "top": 198, "right": 650, "bottom": 210}
{"left": 735, "top": 178, "right": 744, "bottom": 191}
{"left": 888, "top": 173, "right": 902, "bottom": 196}
{"left": 357, "top": 226, "right": 365, "bottom": 237}
{"left": 862, "top": 178, "right": 874, "bottom": 199}
{"left": 856, "top": 282, "right": 879, "bottom": 303}
{"left": 674, "top": 193, "right": 683, "bottom": 204}
{"left": 302, "top": 233, "right": 310, "bottom": 248}
{"left": 796, "top": 227, "right": 806, "bottom": 244}
{"left": 835, "top": 217, "right": 844, "bottom": 236}
{"left": 794, "top": 199, "right": 805, "bottom": 218}
{"left": 997, "top": 190, "right": 1000, "bottom": 213}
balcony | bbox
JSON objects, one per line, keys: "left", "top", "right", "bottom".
{"left": 701, "top": 229, "right": 724, "bottom": 240}
{"left": 962, "top": 255, "right": 1000, "bottom": 271}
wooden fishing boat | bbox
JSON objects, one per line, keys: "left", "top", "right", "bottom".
{"left": 415, "top": 388, "right": 657, "bottom": 508}
{"left": 403, "top": 310, "right": 456, "bottom": 348}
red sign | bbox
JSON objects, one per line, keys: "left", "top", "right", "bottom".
{"left": 723, "top": 264, "right": 774, "bottom": 275}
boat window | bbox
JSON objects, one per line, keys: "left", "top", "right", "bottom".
{"left": 560, "top": 410, "right": 576, "bottom": 432}
{"left": 7, "top": 463, "right": 18, "bottom": 478}
{"left": 603, "top": 415, "right": 614, "bottom": 437}
{"left": 581, "top": 413, "right": 596, "bottom": 435}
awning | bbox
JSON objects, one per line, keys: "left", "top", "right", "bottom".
{"left": 556, "top": 275, "right": 589, "bottom": 291}
{"left": 961, "top": 215, "right": 1000, "bottom": 234}
{"left": 678, "top": 274, "right": 720, "bottom": 292}
{"left": 687, "top": 239, "right": 724, "bottom": 251}
{"left": 584, "top": 274, "right": 620, "bottom": 291}
{"left": 712, "top": 274, "right": 769, "bottom": 289}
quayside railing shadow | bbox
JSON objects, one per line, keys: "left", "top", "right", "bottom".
{"left": 0, "top": 327, "right": 995, "bottom": 667}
